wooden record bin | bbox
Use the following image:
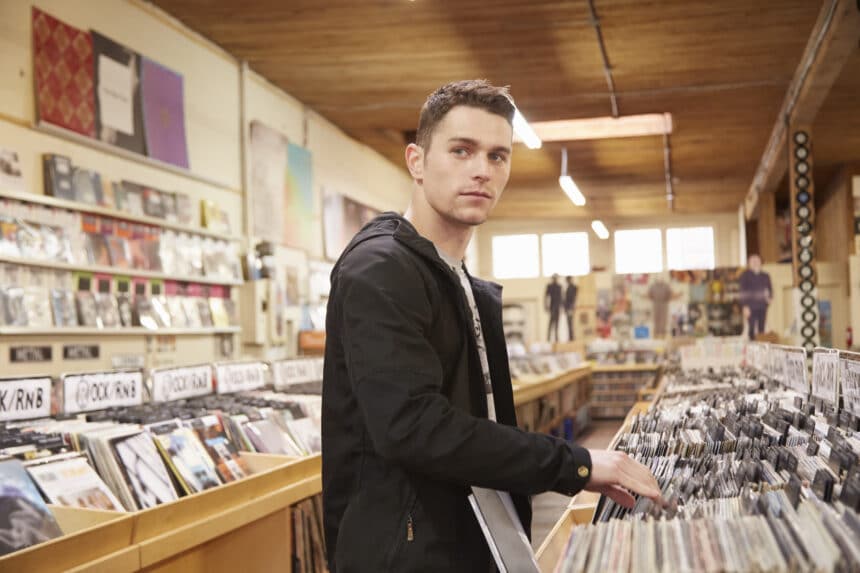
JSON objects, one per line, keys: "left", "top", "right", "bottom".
{"left": 1, "top": 452, "right": 322, "bottom": 573}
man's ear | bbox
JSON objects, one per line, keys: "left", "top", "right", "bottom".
{"left": 405, "top": 143, "right": 424, "bottom": 184}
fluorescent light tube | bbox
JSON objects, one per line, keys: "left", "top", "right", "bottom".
{"left": 558, "top": 175, "right": 585, "bottom": 206}
{"left": 514, "top": 113, "right": 673, "bottom": 143}
{"left": 512, "top": 109, "right": 542, "bottom": 149}
{"left": 591, "top": 220, "right": 609, "bottom": 239}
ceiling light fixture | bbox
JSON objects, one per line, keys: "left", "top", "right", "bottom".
{"left": 591, "top": 220, "right": 609, "bottom": 240}
{"left": 513, "top": 113, "right": 673, "bottom": 143}
{"left": 559, "top": 148, "right": 585, "bottom": 206}
{"left": 512, "top": 108, "right": 542, "bottom": 149}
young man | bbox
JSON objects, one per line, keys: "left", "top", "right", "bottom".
{"left": 545, "top": 274, "right": 563, "bottom": 342}
{"left": 564, "top": 275, "right": 578, "bottom": 341}
{"left": 322, "top": 80, "right": 660, "bottom": 572}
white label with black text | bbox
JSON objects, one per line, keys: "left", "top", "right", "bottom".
{"left": 784, "top": 348, "right": 808, "bottom": 394}
{"left": 151, "top": 365, "right": 213, "bottom": 402}
{"left": 0, "top": 378, "right": 52, "bottom": 421}
{"left": 63, "top": 371, "right": 143, "bottom": 414}
{"left": 216, "top": 363, "right": 266, "bottom": 394}
{"left": 841, "top": 357, "right": 860, "bottom": 415}
{"left": 273, "top": 359, "right": 319, "bottom": 389}
{"left": 812, "top": 350, "right": 839, "bottom": 403}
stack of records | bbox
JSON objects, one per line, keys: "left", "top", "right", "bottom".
{"left": 0, "top": 458, "right": 64, "bottom": 556}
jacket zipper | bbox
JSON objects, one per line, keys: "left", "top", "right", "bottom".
{"left": 406, "top": 514, "right": 414, "bottom": 542}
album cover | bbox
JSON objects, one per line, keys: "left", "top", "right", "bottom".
{"left": 51, "top": 288, "right": 78, "bottom": 327}
{"left": 196, "top": 298, "right": 214, "bottom": 328}
{"left": 208, "top": 297, "right": 230, "bottom": 328}
{"left": 116, "top": 293, "right": 133, "bottom": 327}
{"left": 182, "top": 297, "right": 202, "bottom": 328}
{"left": 143, "top": 187, "right": 166, "bottom": 219}
{"left": 151, "top": 296, "right": 172, "bottom": 328}
{"left": 161, "top": 192, "right": 178, "bottom": 223}
{"left": 42, "top": 154, "right": 75, "bottom": 201}
{"left": 2, "top": 286, "right": 28, "bottom": 327}
{"left": 14, "top": 221, "right": 44, "bottom": 260}
{"left": 223, "top": 298, "right": 238, "bottom": 326}
{"left": 85, "top": 233, "right": 111, "bottom": 266}
{"left": 92, "top": 31, "right": 146, "bottom": 155}
{"left": 0, "top": 218, "right": 20, "bottom": 257}
{"left": 165, "top": 296, "right": 189, "bottom": 328}
{"left": 26, "top": 456, "right": 124, "bottom": 512}
{"left": 119, "top": 181, "right": 146, "bottom": 216}
{"left": 0, "top": 458, "right": 64, "bottom": 556}
{"left": 110, "top": 431, "right": 178, "bottom": 509}
{"left": 32, "top": 8, "right": 96, "bottom": 137}
{"left": 95, "top": 292, "right": 121, "bottom": 328}
{"left": 175, "top": 193, "right": 194, "bottom": 226}
{"left": 285, "top": 418, "right": 322, "bottom": 455}
{"left": 75, "top": 290, "right": 100, "bottom": 328}
{"left": 242, "top": 419, "right": 302, "bottom": 456}
{"left": 71, "top": 168, "right": 103, "bottom": 205}
{"left": 23, "top": 286, "right": 52, "bottom": 328}
{"left": 151, "top": 427, "right": 221, "bottom": 494}
{"left": 201, "top": 200, "right": 230, "bottom": 234}
{"left": 0, "top": 148, "right": 25, "bottom": 192}
{"left": 106, "top": 236, "right": 131, "bottom": 268}
{"left": 188, "top": 415, "right": 249, "bottom": 482}
{"left": 39, "top": 225, "right": 73, "bottom": 263}
{"left": 141, "top": 58, "right": 189, "bottom": 169}
{"left": 133, "top": 295, "right": 159, "bottom": 330}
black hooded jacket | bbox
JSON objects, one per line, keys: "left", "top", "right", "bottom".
{"left": 322, "top": 213, "right": 592, "bottom": 572}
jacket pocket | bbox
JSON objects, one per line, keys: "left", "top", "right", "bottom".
{"left": 383, "top": 489, "right": 417, "bottom": 570}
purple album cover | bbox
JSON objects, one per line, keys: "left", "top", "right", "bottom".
{"left": 141, "top": 58, "right": 189, "bottom": 168}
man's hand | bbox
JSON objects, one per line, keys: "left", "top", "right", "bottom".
{"left": 583, "top": 450, "right": 661, "bottom": 509}
{"left": 743, "top": 306, "right": 751, "bottom": 319}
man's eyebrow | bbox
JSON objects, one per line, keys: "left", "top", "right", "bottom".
{"left": 447, "top": 137, "right": 511, "bottom": 154}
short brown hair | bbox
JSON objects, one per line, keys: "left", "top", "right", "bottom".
{"left": 415, "top": 80, "right": 515, "bottom": 149}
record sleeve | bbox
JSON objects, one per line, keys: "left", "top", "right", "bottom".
{"left": 110, "top": 431, "right": 178, "bottom": 509}
{"left": 151, "top": 296, "right": 172, "bottom": 328}
{"left": 175, "top": 193, "right": 194, "bottom": 226}
{"left": 92, "top": 31, "right": 146, "bottom": 155}
{"left": 141, "top": 58, "right": 189, "bottom": 169}
{"left": 208, "top": 297, "right": 230, "bottom": 328}
{"left": 71, "top": 168, "right": 103, "bottom": 205}
{"left": 150, "top": 426, "right": 221, "bottom": 494}
{"left": 32, "top": 8, "right": 95, "bottom": 138}
{"left": 23, "top": 286, "right": 53, "bottom": 328}
{"left": 15, "top": 221, "right": 45, "bottom": 260}
{"left": 75, "top": 290, "right": 100, "bottom": 328}
{"left": 133, "top": 295, "right": 159, "bottom": 330}
{"left": 51, "top": 288, "right": 78, "bottom": 327}
{"left": 0, "top": 148, "right": 25, "bottom": 192}
{"left": 85, "top": 233, "right": 111, "bottom": 266}
{"left": 143, "top": 187, "right": 166, "bottom": 219}
{"left": 161, "top": 191, "right": 178, "bottom": 223}
{"left": 116, "top": 293, "right": 134, "bottom": 327}
{"left": 243, "top": 419, "right": 302, "bottom": 456}
{"left": 0, "top": 218, "right": 20, "bottom": 258}
{"left": 0, "top": 458, "right": 64, "bottom": 556}
{"left": 182, "top": 296, "right": 202, "bottom": 327}
{"left": 468, "top": 487, "right": 540, "bottom": 573}
{"left": 196, "top": 297, "right": 214, "bottom": 327}
{"left": 42, "top": 154, "right": 75, "bottom": 201}
{"left": 2, "top": 286, "right": 28, "bottom": 327}
{"left": 119, "top": 181, "right": 145, "bottom": 216}
{"left": 26, "top": 456, "right": 124, "bottom": 512}
{"left": 284, "top": 417, "right": 322, "bottom": 455}
{"left": 165, "top": 296, "right": 189, "bottom": 328}
{"left": 106, "top": 236, "right": 131, "bottom": 268}
{"left": 188, "top": 415, "right": 249, "bottom": 483}
{"left": 95, "top": 292, "right": 121, "bottom": 328}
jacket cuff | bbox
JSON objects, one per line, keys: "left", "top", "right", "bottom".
{"left": 555, "top": 444, "right": 592, "bottom": 497}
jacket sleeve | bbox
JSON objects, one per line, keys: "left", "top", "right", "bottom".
{"left": 337, "top": 245, "right": 592, "bottom": 496}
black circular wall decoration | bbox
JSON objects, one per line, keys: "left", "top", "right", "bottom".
{"left": 799, "top": 249, "right": 812, "bottom": 264}
{"left": 795, "top": 147, "right": 809, "bottom": 160}
{"left": 796, "top": 176, "right": 809, "bottom": 189}
{"left": 801, "top": 325, "right": 816, "bottom": 338}
{"left": 796, "top": 161, "right": 809, "bottom": 175}
{"left": 800, "top": 280, "right": 814, "bottom": 293}
{"left": 802, "top": 310, "right": 817, "bottom": 324}
{"left": 794, "top": 132, "right": 809, "bottom": 144}
{"left": 801, "top": 294, "right": 815, "bottom": 308}
{"left": 799, "top": 265, "right": 813, "bottom": 279}
{"left": 798, "top": 221, "right": 811, "bottom": 235}
{"left": 797, "top": 205, "right": 810, "bottom": 219}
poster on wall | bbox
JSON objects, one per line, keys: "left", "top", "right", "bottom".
{"left": 92, "top": 31, "right": 147, "bottom": 155}
{"left": 322, "top": 191, "right": 380, "bottom": 261}
{"left": 32, "top": 8, "right": 96, "bottom": 138}
{"left": 284, "top": 143, "right": 315, "bottom": 250}
{"left": 669, "top": 267, "right": 745, "bottom": 337}
{"left": 249, "top": 121, "right": 287, "bottom": 243}
{"left": 0, "top": 149, "right": 25, "bottom": 192}
{"left": 141, "top": 58, "right": 189, "bottom": 168}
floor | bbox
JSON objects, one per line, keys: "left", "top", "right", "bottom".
{"left": 530, "top": 419, "right": 622, "bottom": 550}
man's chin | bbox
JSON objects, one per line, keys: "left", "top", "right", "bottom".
{"left": 450, "top": 207, "right": 490, "bottom": 227}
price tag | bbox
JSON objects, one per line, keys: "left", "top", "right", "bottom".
{"left": 151, "top": 365, "right": 213, "bottom": 402}
{"left": 63, "top": 371, "right": 143, "bottom": 414}
{"left": 216, "top": 362, "right": 267, "bottom": 394}
{"left": 811, "top": 348, "right": 839, "bottom": 404}
{"left": 0, "top": 377, "right": 52, "bottom": 421}
{"left": 272, "top": 359, "right": 319, "bottom": 390}
{"left": 784, "top": 347, "right": 808, "bottom": 395}
{"left": 839, "top": 351, "right": 860, "bottom": 416}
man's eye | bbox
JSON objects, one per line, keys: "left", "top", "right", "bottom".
{"left": 489, "top": 153, "right": 507, "bottom": 163}
{"left": 452, "top": 148, "right": 469, "bottom": 157}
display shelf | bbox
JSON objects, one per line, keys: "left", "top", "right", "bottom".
{"left": 0, "top": 188, "right": 239, "bottom": 242}
{"left": 0, "top": 326, "right": 241, "bottom": 336}
{"left": 0, "top": 253, "right": 243, "bottom": 286}
{"left": 512, "top": 365, "right": 590, "bottom": 407}
{"left": 590, "top": 362, "right": 660, "bottom": 373}
{"left": 34, "top": 120, "right": 239, "bottom": 195}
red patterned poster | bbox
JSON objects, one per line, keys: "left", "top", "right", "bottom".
{"left": 32, "top": 8, "right": 95, "bottom": 137}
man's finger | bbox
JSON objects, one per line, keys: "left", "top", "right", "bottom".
{"left": 602, "top": 485, "right": 635, "bottom": 509}
{"left": 617, "top": 459, "right": 661, "bottom": 500}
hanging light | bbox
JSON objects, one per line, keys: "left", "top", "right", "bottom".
{"left": 559, "top": 148, "right": 585, "bottom": 206}
{"left": 512, "top": 108, "right": 542, "bottom": 149}
{"left": 591, "top": 220, "right": 609, "bottom": 239}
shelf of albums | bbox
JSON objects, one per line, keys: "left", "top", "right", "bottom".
{"left": 586, "top": 339, "right": 664, "bottom": 420}
{"left": 0, "top": 356, "right": 330, "bottom": 573}
{"left": 0, "top": 154, "right": 243, "bottom": 336}
{"left": 536, "top": 342, "right": 860, "bottom": 573}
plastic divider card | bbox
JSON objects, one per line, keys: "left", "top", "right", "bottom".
{"left": 215, "top": 361, "right": 267, "bottom": 394}
{"left": 782, "top": 346, "right": 809, "bottom": 395}
{"left": 150, "top": 364, "right": 214, "bottom": 402}
{"left": 62, "top": 370, "right": 143, "bottom": 414}
{"left": 272, "top": 358, "right": 322, "bottom": 390}
{"left": 0, "top": 376, "right": 52, "bottom": 421}
{"left": 811, "top": 348, "right": 840, "bottom": 404}
{"left": 839, "top": 350, "right": 860, "bottom": 416}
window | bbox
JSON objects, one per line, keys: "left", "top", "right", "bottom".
{"left": 614, "top": 229, "right": 663, "bottom": 274}
{"left": 541, "top": 232, "right": 590, "bottom": 277}
{"left": 492, "top": 234, "right": 539, "bottom": 279}
{"left": 666, "top": 227, "right": 715, "bottom": 270}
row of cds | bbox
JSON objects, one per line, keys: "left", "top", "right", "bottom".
{"left": 0, "top": 390, "right": 321, "bottom": 557}
{"left": 0, "top": 206, "right": 240, "bottom": 281}
{"left": 554, "top": 364, "right": 860, "bottom": 572}
{"left": 508, "top": 352, "right": 581, "bottom": 381}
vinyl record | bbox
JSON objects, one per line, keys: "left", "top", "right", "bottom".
{"left": 799, "top": 248, "right": 812, "bottom": 264}
{"left": 801, "top": 294, "right": 815, "bottom": 309}
{"left": 795, "top": 161, "right": 809, "bottom": 175}
{"left": 794, "top": 146, "right": 809, "bottom": 160}
{"left": 802, "top": 309, "right": 817, "bottom": 324}
{"left": 796, "top": 176, "right": 809, "bottom": 189}
{"left": 797, "top": 221, "right": 811, "bottom": 235}
{"left": 800, "top": 280, "right": 814, "bottom": 293}
{"left": 794, "top": 131, "right": 808, "bottom": 145}
{"left": 801, "top": 325, "right": 816, "bottom": 338}
{"left": 797, "top": 205, "right": 810, "bottom": 219}
{"left": 797, "top": 190, "right": 810, "bottom": 205}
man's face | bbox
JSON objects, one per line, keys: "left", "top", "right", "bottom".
{"left": 408, "top": 106, "right": 512, "bottom": 226}
{"left": 749, "top": 256, "right": 762, "bottom": 272}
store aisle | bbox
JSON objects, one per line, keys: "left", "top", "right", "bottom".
{"left": 530, "top": 419, "right": 622, "bottom": 549}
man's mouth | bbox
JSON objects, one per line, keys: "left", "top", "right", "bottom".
{"left": 460, "top": 190, "right": 492, "bottom": 199}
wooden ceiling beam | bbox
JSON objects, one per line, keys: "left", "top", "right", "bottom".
{"left": 744, "top": 0, "right": 860, "bottom": 220}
